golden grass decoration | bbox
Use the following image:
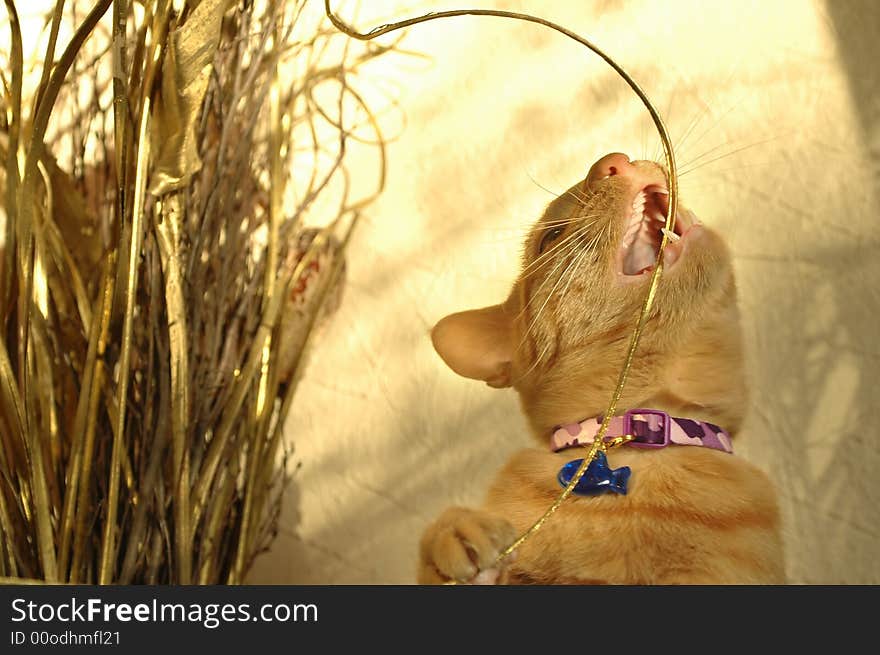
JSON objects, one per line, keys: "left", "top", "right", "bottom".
{"left": 0, "top": 0, "right": 398, "bottom": 583}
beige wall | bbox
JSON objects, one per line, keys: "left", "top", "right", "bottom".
{"left": 250, "top": 0, "right": 880, "bottom": 584}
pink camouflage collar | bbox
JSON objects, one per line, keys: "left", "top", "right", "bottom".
{"left": 551, "top": 408, "right": 733, "bottom": 454}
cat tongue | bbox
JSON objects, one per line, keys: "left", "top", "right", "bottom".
{"left": 623, "top": 237, "right": 658, "bottom": 274}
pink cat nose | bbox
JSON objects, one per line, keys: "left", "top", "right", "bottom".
{"left": 586, "top": 152, "right": 634, "bottom": 185}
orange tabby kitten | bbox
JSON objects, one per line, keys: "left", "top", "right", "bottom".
{"left": 419, "top": 153, "right": 784, "bottom": 585}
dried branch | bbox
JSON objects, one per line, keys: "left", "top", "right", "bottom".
{"left": 0, "top": 0, "right": 407, "bottom": 583}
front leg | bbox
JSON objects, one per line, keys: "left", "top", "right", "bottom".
{"left": 418, "top": 507, "right": 518, "bottom": 584}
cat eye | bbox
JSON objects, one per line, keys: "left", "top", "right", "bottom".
{"left": 538, "top": 226, "right": 565, "bottom": 254}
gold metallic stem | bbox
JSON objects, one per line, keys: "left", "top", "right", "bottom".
{"left": 99, "top": 78, "right": 152, "bottom": 588}
{"left": 230, "top": 13, "right": 287, "bottom": 584}
{"left": 1, "top": 0, "right": 23, "bottom": 306}
{"left": 500, "top": 438, "right": 603, "bottom": 560}
{"left": 155, "top": 195, "right": 192, "bottom": 584}
{"left": 324, "top": 2, "right": 680, "bottom": 578}
{"left": 14, "top": 0, "right": 112, "bottom": 584}
{"left": 59, "top": 262, "right": 113, "bottom": 580}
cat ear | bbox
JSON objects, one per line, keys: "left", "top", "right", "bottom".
{"left": 431, "top": 302, "right": 514, "bottom": 388}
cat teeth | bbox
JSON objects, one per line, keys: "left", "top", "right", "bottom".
{"left": 627, "top": 211, "right": 644, "bottom": 230}
{"left": 627, "top": 192, "right": 648, "bottom": 230}
{"left": 661, "top": 228, "right": 680, "bottom": 242}
{"left": 624, "top": 191, "right": 673, "bottom": 251}
{"left": 622, "top": 225, "right": 639, "bottom": 248}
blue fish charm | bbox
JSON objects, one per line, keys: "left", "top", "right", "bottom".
{"left": 557, "top": 452, "right": 631, "bottom": 496}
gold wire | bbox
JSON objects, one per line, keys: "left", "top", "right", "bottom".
{"left": 323, "top": 2, "right": 679, "bottom": 583}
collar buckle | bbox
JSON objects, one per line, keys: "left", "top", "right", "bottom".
{"left": 624, "top": 408, "right": 670, "bottom": 448}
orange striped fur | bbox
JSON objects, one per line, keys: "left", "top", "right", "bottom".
{"left": 419, "top": 158, "right": 784, "bottom": 584}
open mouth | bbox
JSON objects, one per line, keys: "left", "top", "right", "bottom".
{"left": 618, "top": 185, "right": 694, "bottom": 277}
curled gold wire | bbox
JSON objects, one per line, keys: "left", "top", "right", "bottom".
{"left": 324, "top": 2, "right": 681, "bottom": 582}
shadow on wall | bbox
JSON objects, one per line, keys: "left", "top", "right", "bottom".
{"left": 826, "top": 0, "right": 880, "bottom": 175}
{"left": 252, "top": 0, "right": 880, "bottom": 584}
{"left": 814, "top": 0, "right": 880, "bottom": 583}
{"left": 745, "top": 0, "right": 880, "bottom": 583}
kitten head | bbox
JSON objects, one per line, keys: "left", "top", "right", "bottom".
{"left": 432, "top": 153, "right": 746, "bottom": 440}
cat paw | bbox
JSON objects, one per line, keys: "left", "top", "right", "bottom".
{"left": 417, "top": 507, "right": 518, "bottom": 584}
